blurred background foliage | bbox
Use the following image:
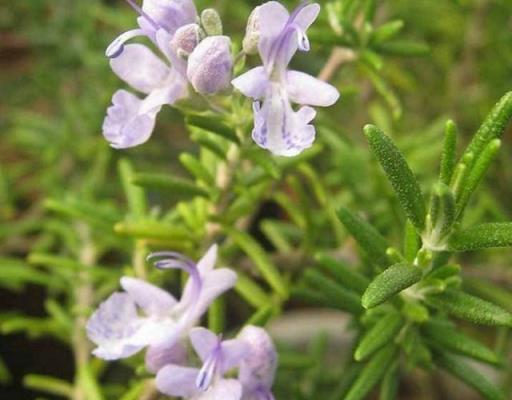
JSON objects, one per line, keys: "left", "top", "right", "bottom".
{"left": 1, "top": 0, "right": 511, "bottom": 399}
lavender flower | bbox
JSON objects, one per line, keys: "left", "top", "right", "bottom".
{"left": 237, "top": 326, "right": 277, "bottom": 400}
{"left": 86, "top": 245, "right": 237, "bottom": 363}
{"left": 187, "top": 36, "right": 233, "bottom": 95}
{"left": 102, "top": 0, "right": 197, "bottom": 148}
{"left": 232, "top": 1, "right": 340, "bottom": 156}
{"left": 156, "top": 327, "right": 248, "bottom": 399}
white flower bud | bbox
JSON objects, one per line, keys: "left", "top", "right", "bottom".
{"left": 242, "top": 6, "right": 260, "bottom": 55}
{"left": 201, "top": 8, "right": 223, "bottom": 36}
{"left": 187, "top": 36, "right": 233, "bottom": 94}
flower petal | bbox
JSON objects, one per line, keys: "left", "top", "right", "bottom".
{"left": 197, "top": 379, "right": 242, "bottom": 400}
{"left": 102, "top": 90, "right": 158, "bottom": 149}
{"left": 196, "top": 244, "right": 218, "bottom": 274}
{"left": 293, "top": 3, "right": 321, "bottom": 32}
{"left": 142, "top": 0, "right": 197, "bottom": 36}
{"left": 220, "top": 339, "right": 250, "bottom": 373}
{"left": 251, "top": 85, "right": 317, "bottom": 157}
{"left": 257, "top": 1, "right": 290, "bottom": 64}
{"left": 146, "top": 341, "right": 187, "bottom": 373}
{"left": 110, "top": 44, "right": 170, "bottom": 94}
{"left": 156, "top": 365, "right": 199, "bottom": 398}
{"left": 120, "top": 276, "right": 177, "bottom": 316}
{"left": 193, "top": 268, "right": 238, "bottom": 319}
{"left": 86, "top": 292, "right": 144, "bottom": 360}
{"left": 189, "top": 327, "right": 219, "bottom": 362}
{"left": 231, "top": 66, "right": 268, "bottom": 100}
{"left": 286, "top": 71, "right": 340, "bottom": 107}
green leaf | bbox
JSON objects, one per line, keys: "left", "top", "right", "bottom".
{"left": 363, "top": 68, "right": 402, "bottom": 119}
{"left": 77, "top": 364, "right": 104, "bottom": 400}
{"left": 427, "top": 289, "right": 512, "bottom": 327}
{"left": 114, "top": 221, "right": 194, "bottom": 242}
{"left": 208, "top": 297, "right": 225, "bottom": 334}
{"left": 423, "top": 322, "right": 500, "bottom": 365}
{"left": 448, "top": 223, "right": 512, "bottom": 251}
{"left": 362, "top": 262, "right": 422, "bottom": 309}
{"left": 132, "top": 173, "right": 210, "bottom": 198}
{"left": 226, "top": 228, "right": 288, "bottom": 299}
{"left": 371, "top": 20, "right": 404, "bottom": 44}
{"left": 439, "top": 120, "right": 458, "bottom": 185}
{"left": 436, "top": 353, "right": 506, "bottom": 400}
{"left": 23, "top": 374, "right": 73, "bottom": 398}
{"left": 364, "top": 125, "right": 426, "bottom": 232}
{"left": 304, "top": 270, "right": 363, "bottom": 314}
{"left": 118, "top": 159, "right": 146, "bottom": 218}
{"left": 315, "top": 254, "right": 369, "bottom": 294}
{"left": 246, "top": 305, "right": 274, "bottom": 327}
{"left": 379, "top": 360, "right": 399, "bottom": 400}
{"left": 403, "top": 220, "right": 420, "bottom": 262}
{"left": 430, "top": 182, "right": 456, "bottom": 238}
{"left": 337, "top": 207, "right": 389, "bottom": 267}
{"left": 355, "top": 312, "right": 403, "bottom": 361}
{"left": 464, "top": 278, "right": 512, "bottom": 313}
{"left": 345, "top": 345, "right": 396, "bottom": 400}
{"left": 462, "top": 91, "right": 512, "bottom": 168}
{"left": 456, "top": 139, "right": 501, "bottom": 215}
{"left": 186, "top": 114, "right": 239, "bottom": 143}
{"left": 235, "top": 272, "right": 273, "bottom": 309}
{"left": 179, "top": 153, "right": 215, "bottom": 186}
{"left": 373, "top": 40, "right": 430, "bottom": 56}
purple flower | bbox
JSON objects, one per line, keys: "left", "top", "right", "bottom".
{"left": 232, "top": 1, "right": 339, "bottom": 156}
{"left": 187, "top": 36, "right": 233, "bottom": 95}
{"left": 156, "top": 327, "right": 248, "bottom": 399}
{"left": 86, "top": 245, "right": 237, "bottom": 363}
{"left": 102, "top": 0, "right": 197, "bottom": 148}
{"left": 237, "top": 326, "right": 277, "bottom": 400}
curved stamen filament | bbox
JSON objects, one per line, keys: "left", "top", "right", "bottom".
{"left": 124, "top": 0, "right": 160, "bottom": 31}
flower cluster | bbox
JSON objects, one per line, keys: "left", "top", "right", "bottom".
{"left": 102, "top": 0, "right": 339, "bottom": 155}
{"left": 86, "top": 245, "right": 278, "bottom": 399}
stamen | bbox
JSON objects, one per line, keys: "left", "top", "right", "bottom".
{"left": 124, "top": 0, "right": 160, "bottom": 31}
{"left": 196, "top": 340, "right": 222, "bottom": 391}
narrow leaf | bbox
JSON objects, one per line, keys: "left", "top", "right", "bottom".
{"left": 23, "top": 374, "right": 74, "bottom": 398}
{"left": 186, "top": 115, "right": 239, "bottom": 143}
{"left": 304, "top": 270, "right": 363, "bottom": 314}
{"left": 364, "top": 125, "right": 426, "bottom": 232}
{"left": 427, "top": 289, "right": 512, "bottom": 327}
{"left": 118, "top": 159, "right": 146, "bottom": 218}
{"left": 449, "top": 223, "right": 512, "bottom": 251}
{"left": 337, "top": 207, "right": 389, "bottom": 267}
{"left": 379, "top": 360, "right": 399, "bottom": 400}
{"left": 373, "top": 40, "right": 430, "bottom": 56}
{"left": 345, "top": 345, "right": 396, "bottom": 400}
{"left": 246, "top": 305, "right": 274, "bottom": 327}
{"left": 132, "top": 173, "right": 210, "bottom": 198}
{"left": 227, "top": 228, "right": 288, "bottom": 299}
{"left": 439, "top": 120, "right": 458, "bottom": 185}
{"left": 456, "top": 139, "right": 501, "bottom": 215}
{"left": 436, "top": 353, "right": 506, "bottom": 400}
{"left": 403, "top": 220, "right": 420, "bottom": 262}
{"left": 315, "top": 254, "right": 369, "bottom": 293}
{"left": 235, "top": 272, "right": 273, "bottom": 309}
{"left": 179, "top": 153, "right": 215, "bottom": 185}
{"left": 462, "top": 91, "right": 512, "bottom": 167}
{"left": 371, "top": 20, "right": 404, "bottom": 43}
{"left": 362, "top": 262, "right": 422, "bottom": 309}
{"left": 423, "top": 322, "right": 500, "bottom": 365}
{"left": 355, "top": 312, "right": 403, "bottom": 361}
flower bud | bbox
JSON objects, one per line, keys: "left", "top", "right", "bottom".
{"left": 200, "top": 8, "right": 223, "bottom": 36}
{"left": 242, "top": 6, "right": 260, "bottom": 55}
{"left": 170, "top": 23, "right": 202, "bottom": 58}
{"left": 237, "top": 326, "right": 277, "bottom": 390}
{"left": 187, "top": 36, "right": 232, "bottom": 95}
